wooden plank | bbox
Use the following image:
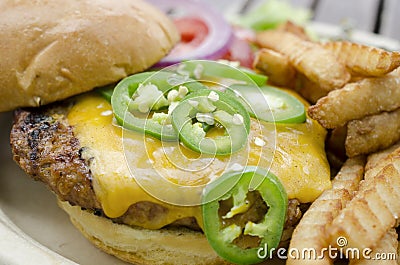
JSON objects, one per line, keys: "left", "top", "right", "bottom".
{"left": 313, "top": 0, "right": 380, "bottom": 32}
{"left": 380, "top": 0, "right": 400, "bottom": 41}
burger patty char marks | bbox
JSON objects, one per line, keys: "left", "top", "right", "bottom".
{"left": 10, "top": 106, "right": 100, "bottom": 210}
{"left": 10, "top": 105, "right": 303, "bottom": 234}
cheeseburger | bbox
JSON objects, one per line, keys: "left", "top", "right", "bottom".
{"left": 5, "top": 0, "right": 331, "bottom": 264}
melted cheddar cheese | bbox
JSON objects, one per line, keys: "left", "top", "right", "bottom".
{"left": 67, "top": 92, "right": 331, "bottom": 230}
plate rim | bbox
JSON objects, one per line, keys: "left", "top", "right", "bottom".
{"left": 0, "top": 207, "right": 77, "bottom": 265}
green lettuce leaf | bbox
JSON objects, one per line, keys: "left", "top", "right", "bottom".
{"left": 231, "top": 0, "right": 312, "bottom": 31}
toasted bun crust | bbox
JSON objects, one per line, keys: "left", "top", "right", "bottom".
{"left": 0, "top": 0, "right": 179, "bottom": 112}
{"left": 58, "top": 200, "right": 230, "bottom": 265}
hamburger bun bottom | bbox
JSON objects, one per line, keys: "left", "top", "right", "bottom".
{"left": 58, "top": 200, "right": 230, "bottom": 265}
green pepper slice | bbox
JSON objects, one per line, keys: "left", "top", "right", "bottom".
{"left": 96, "top": 84, "right": 115, "bottom": 102}
{"left": 202, "top": 166, "right": 288, "bottom": 265}
{"left": 229, "top": 84, "right": 306, "bottom": 124}
{"left": 178, "top": 60, "right": 268, "bottom": 87}
{"left": 171, "top": 89, "right": 250, "bottom": 155}
{"left": 111, "top": 71, "right": 206, "bottom": 141}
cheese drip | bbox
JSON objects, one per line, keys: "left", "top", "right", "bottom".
{"left": 67, "top": 93, "right": 330, "bottom": 230}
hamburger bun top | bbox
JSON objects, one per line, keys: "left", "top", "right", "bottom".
{"left": 0, "top": 0, "right": 179, "bottom": 112}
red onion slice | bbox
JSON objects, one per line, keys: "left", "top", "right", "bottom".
{"left": 146, "top": 0, "right": 234, "bottom": 66}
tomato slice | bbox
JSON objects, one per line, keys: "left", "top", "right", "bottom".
{"left": 175, "top": 17, "right": 208, "bottom": 45}
{"left": 169, "top": 17, "right": 209, "bottom": 57}
{"left": 222, "top": 35, "right": 254, "bottom": 68}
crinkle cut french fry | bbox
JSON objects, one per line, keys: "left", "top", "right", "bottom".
{"left": 256, "top": 30, "right": 350, "bottom": 91}
{"left": 365, "top": 144, "right": 400, "bottom": 180}
{"left": 287, "top": 157, "right": 365, "bottom": 265}
{"left": 345, "top": 109, "right": 400, "bottom": 157}
{"left": 294, "top": 74, "right": 328, "bottom": 104}
{"left": 308, "top": 75, "right": 400, "bottom": 129}
{"left": 327, "top": 164, "right": 400, "bottom": 251}
{"left": 391, "top": 66, "right": 400, "bottom": 76}
{"left": 366, "top": 142, "right": 400, "bottom": 173}
{"left": 253, "top": 48, "right": 296, "bottom": 87}
{"left": 331, "top": 156, "right": 365, "bottom": 192}
{"left": 287, "top": 194, "right": 344, "bottom": 265}
{"left": 348, "top": 229, "right": 398, "bottom": 265}
{"left": 322, "top": 41, "right": 400, "bottom": 77}
{"left": 277, "top": 21, "right": 311, "bottom": 41}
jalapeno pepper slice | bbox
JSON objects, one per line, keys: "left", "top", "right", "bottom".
{"left": 202, "top": 166, "right": 288, "bottom": 265}
{"left": 178, "top": 60, "right": 267, "bottom": 87}
{"left": 111, "top": 71, "right": 206, "bottom": 141}
{"left": 96, "top": 84, "right": 115, "bottom": 102}
{"left": 229, "top": 84, "right": 306, "bottom": 124}
{"left": 171, "top": 89, "right": 250, "bottom": 155}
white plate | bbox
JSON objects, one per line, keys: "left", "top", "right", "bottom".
{"left": 0, "top": 24, "right": 399, "bottom": 265}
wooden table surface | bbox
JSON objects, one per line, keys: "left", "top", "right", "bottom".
{"left": 202, "top": 0, "right": 400, "bottom": 42}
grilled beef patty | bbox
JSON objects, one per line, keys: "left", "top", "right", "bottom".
{"left": 11, "top": 106, "right": 100, "bottom": 209}
{"left": 10, "top": 101, "right": 303, "bottom": 234}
